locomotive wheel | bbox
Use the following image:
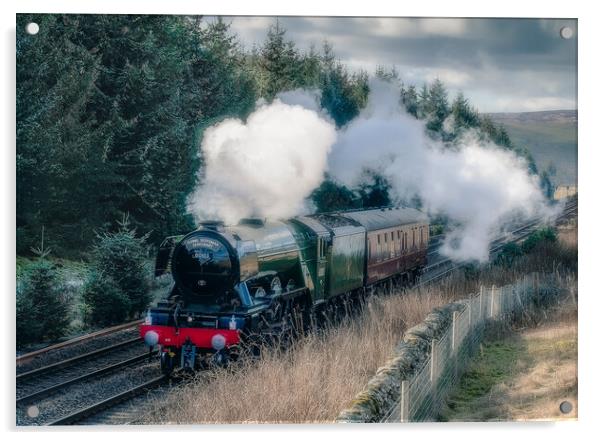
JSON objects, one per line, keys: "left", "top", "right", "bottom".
{"left": 160, "top": 351, "right": 176, "bottom": 376}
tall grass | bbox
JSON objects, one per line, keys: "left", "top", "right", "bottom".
{"left": 145, "top": 227, "right": 577, "bottom": 424}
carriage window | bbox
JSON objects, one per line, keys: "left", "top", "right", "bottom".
{"left": 412, "top": 230, "right": 416, "bottom": 248}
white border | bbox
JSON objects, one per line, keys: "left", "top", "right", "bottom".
{"left": 2, "top": 1, "right": 600, "bottom": 439}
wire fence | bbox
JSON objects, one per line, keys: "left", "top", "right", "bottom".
{"left": 383, "top": 272, "right": 541, "bottom": 422}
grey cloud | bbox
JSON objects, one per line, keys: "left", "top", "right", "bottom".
{"left": 215, "top": 16, "right": 576, "bottom": 112}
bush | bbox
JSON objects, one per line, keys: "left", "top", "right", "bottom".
{"left": 87, "top": 215, "right": 151, "bottom": 320}
{"left": 522, "top": 227, "right": 558, "bottom": 253}
{"left": 82, "top": 271, "right": 131, "bottom": 327}
{"left": 16, "top": 259, "right": 70, "bottom": 347}
{"left": 495, "top": 242, "right": 523, "bottom": 267}
{"left": 430, "top": 224, "right": 445, "bottom": 237}
{"left": 16, "top": 289, "right": 42, "bottom": 348}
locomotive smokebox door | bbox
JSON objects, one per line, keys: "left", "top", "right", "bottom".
{"left": 181, "top": 341, "right": 196, "bottom": 370}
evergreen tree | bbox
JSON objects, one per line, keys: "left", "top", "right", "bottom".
{"left": 17, "top": 15, "right": 258, "bottom": 255}
{"left": 417, "top": 83, "right": 430, "bottom": 119}
{"left": 260, "top": 21, "right": 302, "bottom": 99}
{"left": 425, "top": 79, "right": 450, "bottom": 133}
{"left": 356, "top": 169, "right": 392, "bottom": 208}
{"left": 82, "top": 271, "right": 131, "bottom": 326}
{"left": 402, "top": 85, "right": 419, "bottom": 117}
{"left": 88, "top": 215, "right": 151, "bottom": 317}
{"left": 375, "top": 65, "right": 400, "bottom": 84}
{"left": 17, "top": 259, "right": 70, "bottom": 345}
{"left": 17, "top": 14, "right": 106, "bottom": 255}
{"left": 299, "top": 44, "right": 322, "bottom": 89}
{"left": 311, "top": 179, "right": 358, "bottom": 213}
{"left": 16, "top": 288, "right": 42, "bottom": 347}
{"left": 450, "top": 92, "right": 479, "bottom": 134}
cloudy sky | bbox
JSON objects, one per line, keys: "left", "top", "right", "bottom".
{"left": 219, "top": 17, "right": 577, "bottom": 113}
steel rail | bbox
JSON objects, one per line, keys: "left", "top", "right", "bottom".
{"left": 420, "top": 200, "right": 577, "bottom": 286}
{"left": 45, "top": 375, "right": 169, "bottom": 426}
{"left": 17, "top": 337, "right": 142, "bottom": 381}
{"left": 17, "top": 319, "right": 144, "bottom": 365}
{"left": 17, "top": 350, "right": 158, "bottom": 405}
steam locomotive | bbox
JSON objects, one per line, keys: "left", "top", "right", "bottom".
{"left": 140, "top": 207, "right": 429, "bottom": 374}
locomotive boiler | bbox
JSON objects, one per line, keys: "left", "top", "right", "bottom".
{"left": 140, "top": 207, "right": 429, "bottom": 374}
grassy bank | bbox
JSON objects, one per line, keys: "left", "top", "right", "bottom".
{"left": 145, "top": 225, "right": 577, "bottom": 424}
{"left": 441, "top": 293, "right": 577, "bottom": 421}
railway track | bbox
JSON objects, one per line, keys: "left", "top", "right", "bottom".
{"left": 422, "top": 198, "right": 577, "bottom": 285}
{"left": 16, "top": 197, "right": 577, "bottom": 426}
{"left": 15, "top": 318, "right": 156, "bottom": 426}
{"left": 17, "top": 344, "right": 157, "bottom": 405}
{"left": 45, "top": 375, "right": 171, "bottom": 425}
{"left": 17, "top": 319, "right": 144, "bottom": 368}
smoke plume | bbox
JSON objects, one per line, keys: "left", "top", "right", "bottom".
{"left": 187, "top": 96, "right": 336, "bottom": 225}
{"left": 328, "top": 80, "right": 553, "bottom": 261}
{"left": 188, "top": 80, "right": 553, "bottom": 262}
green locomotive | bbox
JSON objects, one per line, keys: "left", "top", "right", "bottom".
{"left": 141, "top": 207, "right": 429, "bottom": 373}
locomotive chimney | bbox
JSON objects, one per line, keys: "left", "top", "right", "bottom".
{"left": 200, "top": 220, "right": 224, "bottom": 231}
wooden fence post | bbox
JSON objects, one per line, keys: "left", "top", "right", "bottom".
{"left": 451, "top": 311, "right": 458, "bottom": 352}
{"left": 468, "top": 299, "right": 472, "bottom": 329}
{"left": 479, "top": 286, "right": 484, "bottom": 322}
{"left": 400, "top": 380, "right": 410, "bottom": 422}
{"left": 430, "top": 339, "right": 437, "bottom": 382}
{"left": 490, "top": 286, "right": 496, "bottom": 318}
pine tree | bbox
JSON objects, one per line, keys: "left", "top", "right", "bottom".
{"left": 82, "top": 271, "right": 131, "bottom": 327}
{"left": 299, "top": 44, "right": 322, "bottom": 89}
{"left": 356, "top": 169, "right": 392, "bottom": 208}
{"left": 402, "top": 85, "right": 419, "bottom": 117}
{"left": 425, "top": 79, "right": 450, "bottom": 133}
{"left": 417, "top": 84, "right": 430, "bottom": 119}
{"left": 319, "top": 42, "right": 368, "bottom": 127}
{"left": 375, "top": 65, "right": 400, "bottom": 83}
{"left": 451, "top": 92, "right": 479, "bottom": 134}
{"left": 18, "top": 259, "right": 71, "bottom": 344}
{"left": 89, "top": 215, "right": 151, "bottom": 318}
{"left": 311, "top": 179, "right": 358, "bottom": 213}
{"left": 17, "top": 14, "right": 106, "bottom": 255}
{"left": 260, "top": 21, "right": 302, "bottom": 99}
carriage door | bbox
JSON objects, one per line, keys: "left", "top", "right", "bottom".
{"left": 316, "top": 236, "right": 327, "bottom": 300}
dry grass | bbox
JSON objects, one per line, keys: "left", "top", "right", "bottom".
{"left": 145, "top": 226, "right": 578, "bottom": 424}
{"left": 558, "top": 223, "right": 578, "bottom": 249}
{"left": 146, "top": 287, "right": 454, "bottom": 423}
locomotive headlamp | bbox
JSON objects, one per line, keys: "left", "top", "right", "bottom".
{"left": 211, "top": 334, "right": 226, "bottom": 351}
{"left": 144, "top": 330, "right": 159, "bottom": 347}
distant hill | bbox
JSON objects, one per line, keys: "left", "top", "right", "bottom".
{"left": 486, "top": 110, "right": 577, "bottom": 186}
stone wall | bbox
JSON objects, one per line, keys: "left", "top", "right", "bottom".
{"left": 337, "top": 301, "right": 467, "bottom": 423}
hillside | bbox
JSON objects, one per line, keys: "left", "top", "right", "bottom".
{"left": 486, "top": 110, "right": 577, "bottom": 186}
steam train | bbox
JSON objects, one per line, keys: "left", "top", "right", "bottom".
{"left": 140, "top": 207, "right": 430, "bottom": 374}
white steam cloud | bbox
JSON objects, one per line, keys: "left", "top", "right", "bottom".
{"left": 188, "top": 80, "right": 554, "bottom": 262}
{"left": 329, "top": 80, "right": 553, "bottom": 261}
{"left": 187, "top": 96, "right": 336, "bottom": 224}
